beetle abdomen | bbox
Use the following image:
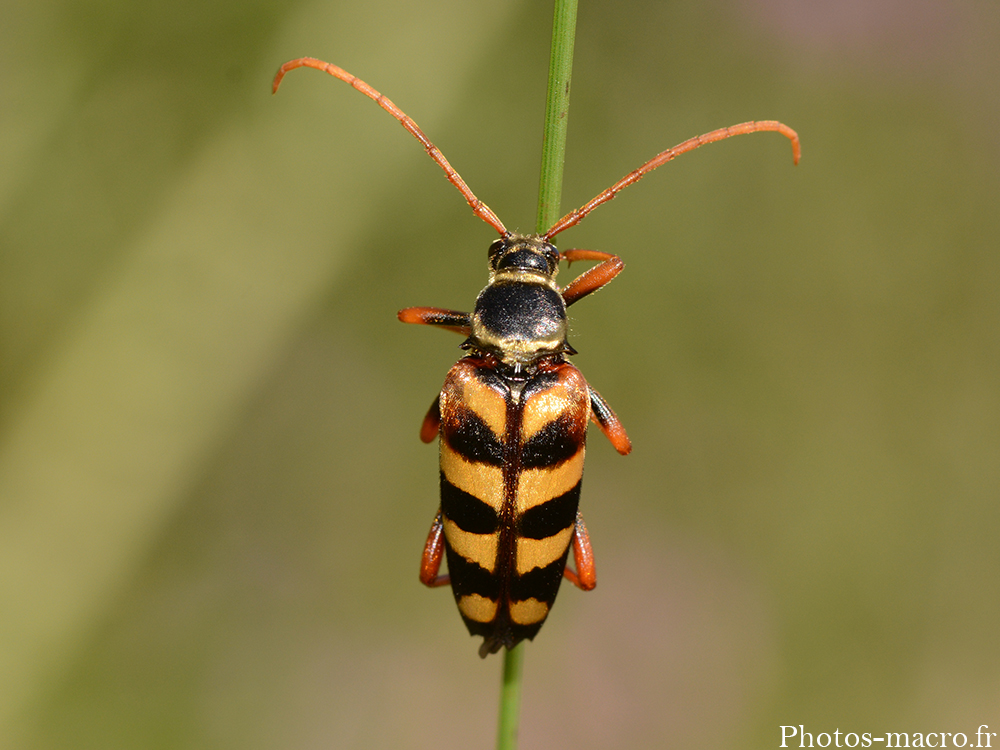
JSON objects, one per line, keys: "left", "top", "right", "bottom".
{"left": 437, "top": 356, "right": 589, "bottom": 656}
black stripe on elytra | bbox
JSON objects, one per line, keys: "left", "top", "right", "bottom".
{"left": 518, "top": 481, "right": 581, "bottom": 540}
{"left": 508, "top": 620, "right": 545, "bottom": 644}
{"left": 521, "top": 369, "right": 562, "bottom": 400}
{"left": 443, "top": 406, "right": 504, "bottom": 466}
{"left": 521, "top": 414, "right": 584, "bottom": 469}
{"left": 463, "top": 616, "right": 503, "bottom": 644}
{"left": 440, "top": 474, "right": 499, "bottom": 535}
{"left": 510, "top": 555, "right": 569, "bottom": 605}
{"left": 475, "top": 619, "right": 545, "bottom": 655}
{"left": 445, "top": 545, "right": 501, "bottom": 600}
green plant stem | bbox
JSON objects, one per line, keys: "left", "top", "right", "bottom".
{"left": 495, "top": 641, "right": 525, "bottom": 750}
{"left": 495, "top": 2, "right": 578, "bottom": 750}
{"left": 535, "top": 0, "right": 578, "bottom": 235}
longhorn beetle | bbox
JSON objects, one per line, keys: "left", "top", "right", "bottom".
{"left": 273, "top": 57, "right": 799, "bottom": 658}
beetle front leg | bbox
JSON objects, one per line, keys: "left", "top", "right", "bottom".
{"left": 419, "top": 509, "right": 450, "bottom": 588}
{"left": 559, "top": 250, "right": 625, "bottom": 307}
{"left": 563, "top": 510, "right": 597, "bottom": 591}
{"left": 398, "top": 307, "right": 472, "bottom": 335}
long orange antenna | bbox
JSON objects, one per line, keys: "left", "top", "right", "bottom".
{"left": 544, "top": 120, "right": 800, "bottom": 239}
{"left": 273, "top": 57, "right": 508, "bottom": 237}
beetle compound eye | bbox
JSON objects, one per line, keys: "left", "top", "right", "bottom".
{"left": 543, "top": 245, "right": 560, "bottom": 275}
{"left": 487, "top": 238, "right": 507, "bottom": 262}
{"left": 495, "top": 248, "right": 551, "bottom": 274}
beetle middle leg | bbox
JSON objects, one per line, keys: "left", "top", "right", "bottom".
{"left": 563, "top": 510, "right": 597, "bottom": 591}
{"left": 419, "top": 509, "right": 450, "bottom": 587}
{"left": 589, "top": 387, "right": 632, "bottom": 455}
{"left": 419, "top": 396, "right": 441, "bottom": 443}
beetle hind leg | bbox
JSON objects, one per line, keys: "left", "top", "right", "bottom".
{"left": 419, "top": 510, "right": 450, "bottom": 588}
{"left": 563, "top": 510, "right": 597, "bottom": 591}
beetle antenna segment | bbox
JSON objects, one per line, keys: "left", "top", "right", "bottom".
{"left": 543, "top": 120, "right": 800, "bottom": 239}
{"left": 273, "top": 57, "right": 508, "bottom": 237}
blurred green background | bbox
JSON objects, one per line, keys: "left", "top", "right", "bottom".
{"left": 2, "top": 0, "right": 998, "bottom": 747}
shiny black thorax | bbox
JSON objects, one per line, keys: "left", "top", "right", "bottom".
{"left": 464, "top": 235, "right": 571, "bottom": 367}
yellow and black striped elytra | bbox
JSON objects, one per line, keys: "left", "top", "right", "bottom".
{"left": 409, "top": 236, "right": 634, "bottom": 657}
{"left": 435, "top": 355, "right": 595, "bottom": 655}
{"left": 273, "top": 57, "right": 800, "bottom": 657}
